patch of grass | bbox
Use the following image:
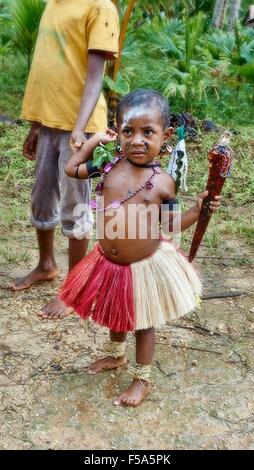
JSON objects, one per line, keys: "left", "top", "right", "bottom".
{"left": 203, "top": 224, "right": 220, "bottom": 251}
{"left": 0, "top": 244, "right": 30, "bottom": 263}
{"left": 0, "top": 202, "right": 29, "bottom": 230}
{"left": 234, "top": 258, "right": 253, "bottom": 267}
{"left": 0, "top": 122, "right": 34, "bottom": 230}
{"left": 180, "top": 131, "right": 254, "bottom": 207}
{"left": 222, "top": 218, "right": 254, "bottom": 246}
{"left": 196, "top": 86, "right": 254, "bottom": 128}
{"left": 0, "top": 122, "right": 32, "bottom": 179}
{"left": 0, "top": 53, "right": 27, "bottom": 118}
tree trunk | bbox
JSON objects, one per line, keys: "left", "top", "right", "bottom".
{"left": 212, "top": 0, "right": 228, "bottom": 28}
{"left": 228, "top": 0, "right": 241, "bottom": 31}
{"left": 107, "top": 0, "right": 137, "bottom": 126}
{"left": 112, "top": 0, "right": 137, "bottom": 81}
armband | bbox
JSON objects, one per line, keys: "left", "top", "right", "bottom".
{"left": 161, "top": 199, "right": 179, "bottom": 211}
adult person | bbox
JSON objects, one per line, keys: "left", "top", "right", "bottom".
{"left": 11, "top": 0, "right": 119, "bottom": 321}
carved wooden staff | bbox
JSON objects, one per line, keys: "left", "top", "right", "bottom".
{"left": 188, "top": 131, "right": 233, "bottom": 262}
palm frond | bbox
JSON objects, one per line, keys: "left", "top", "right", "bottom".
{"left": 9, "top": 0, "right": 45, "bottom": 67}
{"left": 163, "top": 82, "right": 187, "bottom": 99}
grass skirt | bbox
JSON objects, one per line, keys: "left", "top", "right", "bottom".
{"left": 59, "top": 241, "right": 202, "bottom": 332}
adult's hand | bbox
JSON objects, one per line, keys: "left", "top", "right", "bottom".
{"left": 70, "top": 128, "right": 87, "bottom": 152}
{"left": 23, "top": 123, "right": 40, "bottom": 160}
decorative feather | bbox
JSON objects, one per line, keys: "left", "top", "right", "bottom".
{"left": 167, "top": 126, "right": 188, "bottom": 192}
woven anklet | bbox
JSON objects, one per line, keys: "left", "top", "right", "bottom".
{"left": 128, "top": 363, "right": 152, "bottom": 384}
{"left": 103, "top": 340, "right": 126, "bottom": 359}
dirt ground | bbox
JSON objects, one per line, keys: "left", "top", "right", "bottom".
{"left": 0, "top": 208, "right": 254, "bottom": 450}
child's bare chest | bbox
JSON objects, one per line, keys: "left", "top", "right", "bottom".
{"left": 103, "top": 167, "right": 162, "bottom": 206}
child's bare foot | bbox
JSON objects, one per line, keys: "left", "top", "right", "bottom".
{"left": 114, "top": 379, "right": 151, "bottom": 407}
{"left": 37, "top": 297, "right": 73, "bottom": 320}
{"left": 88, "top": 355, "right": 127, "bottom": 374}
{"left": 11, "top": 265, "right": 59, "bottom": 291}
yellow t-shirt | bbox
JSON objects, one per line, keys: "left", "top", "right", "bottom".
{"left": 21, "top": 0, "right": 119, "bottom": 132}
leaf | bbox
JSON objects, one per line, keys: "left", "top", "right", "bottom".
{"left": 237, "top": 62, "right": 254, "bottom": 83}
{"left": 9, "top": 0, "right": 46, "bottom": 66}
{"left": 92, "top": 141, "right": 118, "bottom": 167}
{"left": 105, "top": 142, "right": 116, "bottom": 151}
{"left": 104, "top": 71, "right": 130, "bottom": 95}
{"left": 93, "top": 153, "right": 105, "bottom": 168}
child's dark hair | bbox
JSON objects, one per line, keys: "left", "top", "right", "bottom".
{"left": 116, "top": 89, "right": 171, "bottom": 129}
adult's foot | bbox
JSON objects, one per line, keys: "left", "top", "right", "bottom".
{"left": 114, "top": 379, "right": 151, "bottom": 407}
{"left": 37, "top": 297, "right": 73, "bottom": 320}
{"left": 11, "top": 265, "right": 59, "bottom": 291}
{"left": 88, "top": 355, "right": 127, "bottom": 374}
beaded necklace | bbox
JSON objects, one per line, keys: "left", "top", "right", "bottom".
{"left": 90, "top": 156, "right": 161, "bottom": 212}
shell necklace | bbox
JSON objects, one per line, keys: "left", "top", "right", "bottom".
{"left": 90, "top": 156, "right": 161, "bottom": 212}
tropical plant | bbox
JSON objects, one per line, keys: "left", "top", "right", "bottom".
{"left": 126, "top": 13, "right": 211, "bottom": 110}
{"left": 0, "top": 2, "right": 12, "bottom": 69}
{"left": 112, "top": 0, "right": 174, "bottom": 77}
{"left": 206, "top": 23, "right": 254, "bottom": 82}
{"left": 9, "top": 0, "right": 45, "bottom": 68}
{"left": 106, "top": 0, "right": 174, "bottom": 116}
{"left": 0, "top": 0, "right": 253, "bottom": 125}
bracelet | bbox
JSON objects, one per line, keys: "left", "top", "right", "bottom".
{"left": 75, "top": 163, "right": 82, "bottom": 179}
{"left": 86, "top": 160, "right": 101, "bottom": 178}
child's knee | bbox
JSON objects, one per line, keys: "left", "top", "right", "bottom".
{"left": 135, "top": 327, "right": 155, "bottom": 337}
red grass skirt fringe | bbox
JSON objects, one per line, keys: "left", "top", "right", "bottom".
{"left": 59, "top": 245, "right": 135, "bottom": 332}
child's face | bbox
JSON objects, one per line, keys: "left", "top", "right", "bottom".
{"left": 118, "top": 105, "right": 173, "bottom": 164}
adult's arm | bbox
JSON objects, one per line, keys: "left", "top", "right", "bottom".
{"left": 70, "top": 51, "right": 107, "bottom": 149}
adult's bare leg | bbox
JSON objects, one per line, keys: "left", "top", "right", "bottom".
{"left": 37, "top": 237, "right": 89, "bottom": 319}
{"left": 114, "top": 327, "right": 154, "bottom": 407}
{"left": 11, "top": 229, "right": 59, "bottom": 291}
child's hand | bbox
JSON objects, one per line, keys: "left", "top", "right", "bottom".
{"left": 96, "top": 128, "right": 118, "bottom": 145}
{"left": 196, "top": 190, "right": 222, "bottom": 213}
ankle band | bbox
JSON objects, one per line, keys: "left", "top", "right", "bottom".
{"left": 129, "top": 363, "right": 151, "bottom": 383}
{"left": 104, "top": 340, "right": 126, "bottom": 359}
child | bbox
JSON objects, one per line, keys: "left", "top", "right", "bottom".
{"left": 60, "top": 89, "right": 221, "bottom": 407}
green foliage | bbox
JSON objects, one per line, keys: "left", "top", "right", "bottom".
{"left": 118, "top": 12, "right": 254, "bottom": 123}
{"left": 93, "top": 142, "right": 119, "bottom": 167}
{"left": 0, "top": 0, "right": 253, "bottom": 126}
{"left": 121, "top": 14, "right": 213, "bottom": 111}
{"left": 205, "top": 24, "right": 254, "bottom": 71}
{"left": 0, "top": 1, "right": 13, "bottom": 67}
{"left": 0, "top": 53, "right": 27, "bottom": 116}
{"left": 184, "top": 132, "right": 254, "bottom": 207}
{"left": 104, "top": 71, "right": 130, "bottom": 96}
{"left": 9, "top": 0, "right": 46, "bottom": 68}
